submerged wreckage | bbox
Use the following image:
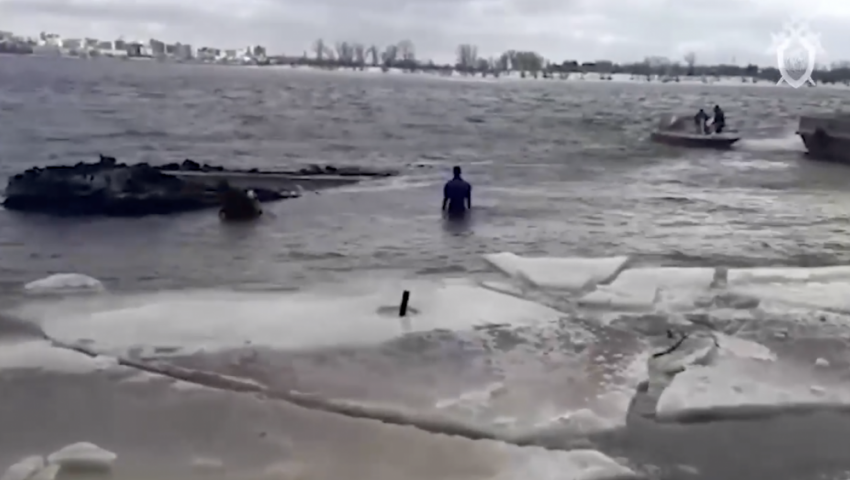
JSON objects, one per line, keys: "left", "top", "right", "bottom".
{"left": 2, "top": 156, "right": 397, "bottom": 217}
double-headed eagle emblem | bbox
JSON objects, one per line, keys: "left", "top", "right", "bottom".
{"left": 767, "top": 19, "right": 827, "bottom": 88}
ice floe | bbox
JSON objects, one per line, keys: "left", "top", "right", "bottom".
{"left": 190, "top": 457, "right": 225, "bottom": 472}
{"left": 647, "top": 333, "right": 719, "bottom": 377}
{"left": 0, "top": 340, "right": 121, "bottom": 374}
{"left": 492, "top": 446, "right": 637, "bottom": 480}
{"left": 530, "top": 408, "right": 615, "bottom": 436}
{"left": 1, "top": 456, "right": 44, "bottom": 480}
{"left": 730, "top": 282, "right": 850, "bottom": 314}
{"left": 435, "top": 382, "right": 508, "bottom": 413}
{"left": 15, "top": 278, "right": 570, "bottom": 357}
{"left": 483, "top": 252, "right": 629, "bottom": 291}
{"left": 28, "top": 465, "right": 58, "bottom": 480}
{"left": 482, "top": 252, "right": 850, "bottom": 320}
{"left": 579, "top": 267, "right": 716, "bottom": 310}
{"left": 651, "top": 332, "right": 850, "bottom": 420}
{"left": 654, "top": 356, "right": 850, "bottom": 420}
{"left": 616, "top": 331, "right": 781, "bottom": 416}
{"left": 261, "top": 461, "right": 310, "bottom": 479}
{"left": 23, "top": 274, "right": 104, "bottom": 295}
{"left": 2, "top": 443, "right": 115, "bottom": 480}
{"left": 727, "top": 266, "right": 850, "bottom": 285}
{"left": 47, "top": 442, "right": 116, "bottom": 472}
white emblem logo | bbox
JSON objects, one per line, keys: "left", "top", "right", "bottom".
{"left": 767, "top": 18, "right": 826, "bottom": 88}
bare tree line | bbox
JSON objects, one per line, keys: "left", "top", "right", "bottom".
{"left": 272, "top": 40, "right": 850, "bottom": 84}
{"left": 309, "top": 39, "right": 417, "bottom": 70}
{"left": 297, "top": 39, "right": 553, "bottom": 78}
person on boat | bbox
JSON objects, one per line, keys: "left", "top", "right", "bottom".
{"left": 442, "top": 166, "right": 471, "bottom": 219}
{"left": 712, "top": 105, "right": 726, "bottom": 133}
{"left": 694, "top": 109, "right": 710, "bottom": 134}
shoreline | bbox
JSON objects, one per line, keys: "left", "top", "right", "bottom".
{"left": 8, "top": 53, "right": 850, "bottom": 90}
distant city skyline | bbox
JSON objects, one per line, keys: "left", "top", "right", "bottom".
{"left": 0, "top": 29, "right": 271, "bottom": 65}
{"left": 5, "top": 25, "right": 850, "bottom": 74}
{"left": 2, "top": 0, "right": 850, "bottom": 66}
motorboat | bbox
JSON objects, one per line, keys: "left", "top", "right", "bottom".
{"left": 650, "top": 114, "right": 740, "bottom": 149}
{"left": 650, "top": 130, "right": 740, "bottom": 149}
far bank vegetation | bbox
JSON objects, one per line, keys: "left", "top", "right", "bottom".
{"left": 269, "top": 40, "right": 850, "bottom": 86}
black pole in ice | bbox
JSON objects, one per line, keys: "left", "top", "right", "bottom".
{"left": 399, "top": 290, "right": 410, "bottom": 317}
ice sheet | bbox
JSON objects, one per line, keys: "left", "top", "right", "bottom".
{"left": 727, "top": 266, "right": 850, "bottom": 285}
{"left": 29, "top": 464, "right": 58, "bottom": 480}
{"left": 0, "top": 340, "right": 121, "bottom": 374}
{"left": 1, "top": 456, "right": 44, "bottom": 480}
{"left": 16, "top": 279, "right": 570, "bottom": 356}
{"left": 47, "top": 442, "right": 116, "bottom": 472}
{"left": 23, "top": 274, "right": 104, "bottom": 295}
{"left": 578, "top": 267, "right": 716, "bottom": 310}
{"left": 529, "top": 408, "right": 616, "bottom": 436}
{"left": 731, "top": 281, "right": 850, "bottom": 314}
{"left": 716, "top": 334, "right": 775, "bottom": 362}
{"left": 653, "top": 333, "right": 850, "bottom": 420}
{"left": 647, "top": 334, "right": 719, "bottom": 378}
{"left": 655, "top": 356, "right": 850, "bottom": 420}
{"left": 491, "top": 446, "right": 636, "bottom": 480}
{"left": 633, "top": 333, "right": 774, "bottom": 401}
{"left": 483, "top": 252, "right": 629, "bottom": 291}
{"left": 431, "top": 336, "right": 649, "bottom": 435}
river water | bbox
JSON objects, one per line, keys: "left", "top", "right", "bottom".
{"left": 2, "top": 55, "right": 850, "bottom": 480}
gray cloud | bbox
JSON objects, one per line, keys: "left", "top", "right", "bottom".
{"left": 1, "top": 0, "right": 847, "bottom": 65}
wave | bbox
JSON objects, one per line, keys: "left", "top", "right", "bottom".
{"left": 736, "top": 134, "right": 805, "bottom": 153}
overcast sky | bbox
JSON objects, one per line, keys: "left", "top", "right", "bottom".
{"left": 1, "top": 0, "right": 848, "bottom": 65}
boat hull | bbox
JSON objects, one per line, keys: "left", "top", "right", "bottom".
{"left": 650, "top": 131, "right": 739, "bottom": 149}
{"left": 797, "top": 115, "right": 850, "bottom": 163}
{"left": 797, "top": 132, "right": 850, "bottom": 162}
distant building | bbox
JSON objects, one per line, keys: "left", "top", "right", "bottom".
{"left": 61, "top": 38, "right": 82, "bottom": 50}
{"left": 114, "top": 39, "right": 127, "bottom": 51}
{"left": 149, "top": 39, "right": 165, "bottom": 56}
{"left": 39, "top": 32, "right": 61, "bottom": 45}
{"left": 96, "top": 40, "right": 112, "bottom": 50}
{"left": 126, "top": 42, "right": 143, "bottom": 57}
{"left": 175, "top": 43, "right": 193, "bottom": 60}
{"left": 196, "top": 47, "right": 219, "bottom": 61}
{"left": 165, "top": 43, "right": 177, "bottom": 55}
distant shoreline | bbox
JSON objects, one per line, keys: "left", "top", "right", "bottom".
{"left": 5, "top": 52, "right": 850, "bottom": 90}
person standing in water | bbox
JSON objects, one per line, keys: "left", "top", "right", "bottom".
{"left": 442, "top": 166, "right": 471, "bottom": 218}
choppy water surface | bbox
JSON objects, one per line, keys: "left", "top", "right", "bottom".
{"left": 2, "top": 55, "right": 850, "bottom": 480}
